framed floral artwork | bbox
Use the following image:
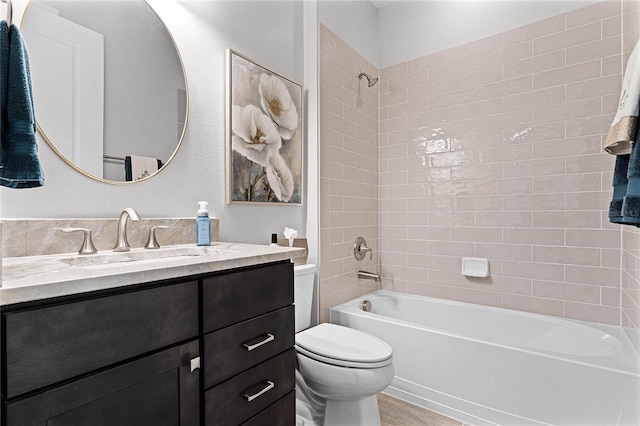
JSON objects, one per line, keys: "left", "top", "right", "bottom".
{"left": 226, "top": 49, "right": 303, "bottom": 205}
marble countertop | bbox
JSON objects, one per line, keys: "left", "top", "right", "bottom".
{"left": 0, "top": 242, "right": 306, "bottom": 306}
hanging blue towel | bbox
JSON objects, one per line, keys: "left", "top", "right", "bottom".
{"left": 0, "top": 23, "right": 44, "bottom": 188}
{"left": 609, "top": 153, "right": 630, "bottom": 223}
{"left": 622, "top": 134, "right": 640, "bottom": 225}
{"left": 0, "top": 21, "right": 9, "bottom": 167}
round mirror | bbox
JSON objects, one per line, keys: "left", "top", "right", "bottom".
{"left": 21, "top": 0, "right": 188, "bottom": 184}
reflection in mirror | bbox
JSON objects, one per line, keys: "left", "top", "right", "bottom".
{"left": 21, "top": 0, "right": 188, "bottom": 183}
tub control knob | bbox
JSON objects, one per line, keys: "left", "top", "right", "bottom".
{"left": 354, "top": 237, "right": 372, "bottom": 261}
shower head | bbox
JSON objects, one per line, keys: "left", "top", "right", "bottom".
{"left": 358, "top": 71, "right": 379, "bottom": 87}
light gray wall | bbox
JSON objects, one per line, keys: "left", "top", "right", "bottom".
{"left": 303, "top": 1, "right": 319, "bottom": 266}
{"left": 315, "top": 1, "right": 602, "bottom": 70}
{"left": 2, "top": 0, "right": 305, "bottom": 245}
{"left": 318, "top": 0, "right": 379, "bottom": 66}
{"left": 378, "top": 0, "right": 602, "bottom": 68}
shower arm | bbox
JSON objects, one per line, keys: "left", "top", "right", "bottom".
{"left": 358, "top": 71, "right": 378, "bottom": 87}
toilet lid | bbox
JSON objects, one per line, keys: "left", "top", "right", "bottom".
{"left": 295, "top": 323, "right": 392, "bottom": 368}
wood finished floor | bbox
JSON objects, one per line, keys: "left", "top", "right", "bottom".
{"left": 378, "top": 393, "right": 465, "bottom": 426}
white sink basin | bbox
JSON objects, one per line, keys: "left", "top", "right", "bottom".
{"left": 58, "top": 246, "right": 238, "bottom": 269}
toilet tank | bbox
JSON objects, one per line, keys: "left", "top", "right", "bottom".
{"left": 294, "top": 264, "right": 317, "bottom": 333}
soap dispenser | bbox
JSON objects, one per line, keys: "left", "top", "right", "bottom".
{"left": 196, "top": 201, "right": 211, "bottom": 246}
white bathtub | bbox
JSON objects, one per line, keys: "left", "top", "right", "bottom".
{"left": 331, "top": 291, "right": 640, "bottom": 426}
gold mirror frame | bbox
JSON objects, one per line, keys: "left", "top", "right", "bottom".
{"left": 21, "top": 0, "right": 189, "bottom": 185}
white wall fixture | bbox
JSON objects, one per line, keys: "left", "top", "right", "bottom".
{"left": 461, "top": 257, "right": 490, "bottom": 278}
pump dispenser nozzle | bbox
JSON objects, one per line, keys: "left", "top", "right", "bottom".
{"left": 198, "top": 201, "right": 209, "bottom": 216}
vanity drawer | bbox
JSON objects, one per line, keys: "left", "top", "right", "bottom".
{"left": 204, "top": 349, "right": 295, "bottom": 426}
{"left": 203, "top": 306, "right": 294, "bottom": 388}
{"left": 241, "top": 391, "right": 295, "bottom": 426}
{"left": 202, "top": 261, "right": 293, "bottom": 333}
{"left": 3, "top": 281, "right": 198, "bottom": 398}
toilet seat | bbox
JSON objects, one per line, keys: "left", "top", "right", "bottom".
{"left": 295, "top": 323, "right": 392, "bottom": 369}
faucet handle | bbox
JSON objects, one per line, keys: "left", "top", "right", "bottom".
{"left": 354, "top": 236, "right": 373, "bottom": 261}
{"left": 145, "top": 225, "right": 170, "bottom": 249}
{"left": 58, "top": 228, "right": 98, "bottom": 255}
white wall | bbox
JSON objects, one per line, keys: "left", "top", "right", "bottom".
{"left": 378, "top": 0, "right": 602, "bottom": 68}
{"left": 317, "top": 0, "right": 379, "bottom": 67}
{"left": 304, "top": 1, "right": 319, "bottom": 266}
{"left": 314, "top": 0, "right": 603, "bottom": 80}
{"left": 2, "top": 0, "right": 305, "bottom": 245}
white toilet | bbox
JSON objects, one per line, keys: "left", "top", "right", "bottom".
{"left": 294, "top": 264, "right": 394, "bottom": 426}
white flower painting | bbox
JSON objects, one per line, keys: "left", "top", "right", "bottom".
{"left": 226, "top": 49, "right": 303, "bottom": 204}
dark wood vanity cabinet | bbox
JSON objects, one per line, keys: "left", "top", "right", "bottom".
{"left": 1, "top": 260, "right": 296, "bottom": 426}
{"left": 1, "top": 281, "right": 200, "bottom": 426}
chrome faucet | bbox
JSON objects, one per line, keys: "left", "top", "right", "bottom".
{"left": 113, "top": 208, "right": 141, "bottom": 252}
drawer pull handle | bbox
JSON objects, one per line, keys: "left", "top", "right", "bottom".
{"left": 243, "top": 333, "right": 275, "bottom": 351}
{"left": 190, "top": 357, "right": 200, "bottom": 372}
{"left": 243, "top": 381, "right": 275, "bottom": 402}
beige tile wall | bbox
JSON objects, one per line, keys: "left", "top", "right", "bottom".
{"left": 379, "top": 1, "right": 635, "bottom": 326}
{"left": 319, "top": 25, "right": 379, "bottom": 323}
{"left": 319, "top": 2, "right": 640, "bottom": 329}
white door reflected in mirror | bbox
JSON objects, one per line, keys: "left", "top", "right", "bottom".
{"left": 21, "top": 0, "right": 188, "bottom": 184}
{"left": 23, "top": 2, "right": 104, "bottom": 178}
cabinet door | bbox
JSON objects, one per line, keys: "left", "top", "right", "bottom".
{"left": 3, "top": 340, "right": 200, "bottom": 426}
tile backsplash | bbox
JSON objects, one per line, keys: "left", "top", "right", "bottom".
{"left": 2, "top": 218, "right": 220, "bottom": 258}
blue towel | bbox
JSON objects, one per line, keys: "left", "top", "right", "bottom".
{"left": 622, "top": 135, "right": 640, "bottom": 225}
{"left": 609, "top": 153, "right": 630, "bottom": 223}
{"left": 0, "top": 22, "right": 8, "bottom": 166}
{"left": 0, "top": 23, "right": 44, "bottom": 188}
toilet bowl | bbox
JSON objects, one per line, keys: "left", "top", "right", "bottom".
{"left": 294, "top": 264, "right": 394, "bottom": 426}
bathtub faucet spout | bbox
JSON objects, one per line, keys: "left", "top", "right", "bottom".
{"left": 358, "top": 270, "right": 380, "bottom": 282}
